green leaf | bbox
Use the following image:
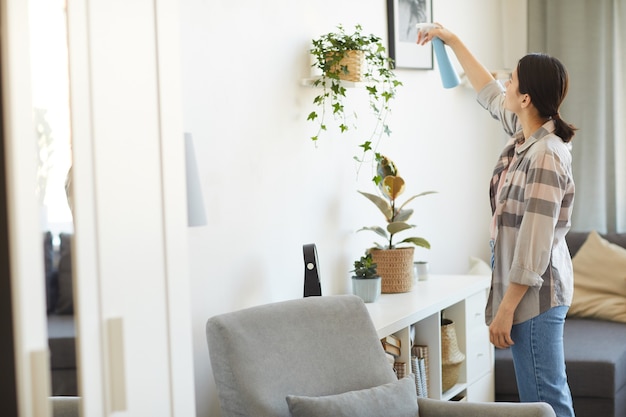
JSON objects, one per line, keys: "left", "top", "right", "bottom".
{"left": 387, "top": 221, "right": 414, "bottom": 234}
{"left": 307, "top": 112, "right": 318, "bottom": 121}
{"left": 357, "top": 226, "right": 388, "bottom": 240}
{"left": 400, "top": 237, "right": 431, "bottom": 249}
{"left": 359, "top": 141, "right": 372, "bottom": 152}
{"left": 397, "top": 191, "right": 438, "bottom": 212}
{"left": 393, "top": 208, "right": 413, "bottom": 222}
{"left": 357, "top": 191, "right": 392, "bottom": 220}
{"left": 313, "top": 95, "right": 325, "bottom": 105}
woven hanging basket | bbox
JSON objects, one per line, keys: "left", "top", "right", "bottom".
{"left": 326, "top": 50, "right": 365, "bottom": 82}
{"left": 441, "top": 318, "right": 466, "bottom": 392}
{"left": 370, "top": 247, "right": 415, "bottom": 293}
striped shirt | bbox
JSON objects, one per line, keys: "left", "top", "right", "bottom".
{"left": 477, "top": 81, "right": 575, "bottom": 325}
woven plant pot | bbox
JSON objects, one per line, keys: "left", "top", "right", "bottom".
{"left": 370, "top": 247, "right": 414, "bottom": 293}
{"left": 441, "top": 318, "right": 465, "bottom": 392}
{"left": 326, "top": 50, "right": 365, "bottom": 82}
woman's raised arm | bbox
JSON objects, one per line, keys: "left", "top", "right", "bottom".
{"left": 417, "top": 24, "right": 494, "bottom": 93}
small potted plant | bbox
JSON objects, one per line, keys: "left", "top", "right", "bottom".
{"left": 307, "top": 24, "right": 402, "bottom": 162}
{"left": 358, "top": 155, "right": 437, "bottom": 293}
{"left": 351, "top": 252, "right": 381, "bottom": 303}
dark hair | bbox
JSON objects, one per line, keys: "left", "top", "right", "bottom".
{"left": 517, "top": 53, "right": 577, "bottom": 142}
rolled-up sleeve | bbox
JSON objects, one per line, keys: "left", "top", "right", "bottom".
{"left": 509, "top": 264, "right": 544, "bottom": 287}
{"left": 476, "top": 80, "right": 520, "bottom": 137}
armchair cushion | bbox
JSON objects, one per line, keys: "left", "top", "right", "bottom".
{"left": 417, "top": 397, "right": 555, "bottom": 417}
{"left": 286, "top": 376, "right": 418, "bottom": 417}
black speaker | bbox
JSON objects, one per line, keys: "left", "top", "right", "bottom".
{"left": 302, "top": 243, "right": 322, "bottom": 297}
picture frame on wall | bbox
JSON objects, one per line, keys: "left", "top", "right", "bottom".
{"left": 387, "top": 0, "right": 433, "bottom": 69}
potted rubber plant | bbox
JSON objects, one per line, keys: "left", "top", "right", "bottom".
{"left": 358, "top": 155, "right": 436, "bottom": 293}
{"left": 351, "top": 252, "right": 381, "bottom": 303}
{"left": 307, "top": 24, "right": 402, "bottom": 162}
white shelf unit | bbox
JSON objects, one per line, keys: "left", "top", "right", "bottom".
{"left": 366, "top": 274, "right": 494, "bottom": 402}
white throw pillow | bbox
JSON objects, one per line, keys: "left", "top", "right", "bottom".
{"left": 467, "top": 256, "right": 491, "bottom": 276}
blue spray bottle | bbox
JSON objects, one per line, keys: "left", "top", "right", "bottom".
{"left": 416, "top": 23, "right": 460, "bottom": 89}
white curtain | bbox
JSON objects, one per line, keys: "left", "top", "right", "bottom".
{"left": 528, "top": 0, "right": 626, "bottom": 233}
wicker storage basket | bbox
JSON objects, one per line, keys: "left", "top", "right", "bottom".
{"left": 441, "top": 318, "right": 465, "bottom": 392}
{"left": 393, "top": 362, "right": 407, "bottom": 379}
{"left": 370, "top": 247, "right": 414, "bottom": 293}
{"left": 326, "top": 50, "right": 365, "bottom": 82}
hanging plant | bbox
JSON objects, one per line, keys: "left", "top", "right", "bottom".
{"left": 307, "top": 24, "right": 402, "bottom": 162}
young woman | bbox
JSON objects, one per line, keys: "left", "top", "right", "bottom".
{"left": 418, "top": 25, "right": 577, "bottom": 417}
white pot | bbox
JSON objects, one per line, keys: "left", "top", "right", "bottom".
{"left": 413, "top": 261, "right": 430, "bottom": 281}
{"left": 351, "top": 276, "right": 382, "bottom": 303}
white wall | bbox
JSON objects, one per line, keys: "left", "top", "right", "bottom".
{"left": 179, "top": 0, "right": 512, "bottom": 415}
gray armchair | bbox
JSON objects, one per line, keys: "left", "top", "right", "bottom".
{"left": 206, "top": 295, "right": 555, "bottom": 417}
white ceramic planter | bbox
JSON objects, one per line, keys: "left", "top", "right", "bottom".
{"left": 413, "top": 261, "right": 430, "bottom": 281}
{"left": 351, "top": 276, "right": 382, "bottom": 303}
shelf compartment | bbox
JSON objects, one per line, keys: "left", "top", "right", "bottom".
{"left": 366, "top": 275, "right": 493, "bottom": 402}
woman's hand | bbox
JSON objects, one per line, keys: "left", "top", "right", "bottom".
{"left": 489, "top": 308, "right": 515, "bottom": 349}
{"left": 489, "top": 282, "right": 529, "bottom": 348}
{"left": 416, "top": 23, "right": 458, "bottom": 47}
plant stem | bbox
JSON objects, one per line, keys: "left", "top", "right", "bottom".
{"left": 389, "top": 198, "right": 396, "bottom": 248}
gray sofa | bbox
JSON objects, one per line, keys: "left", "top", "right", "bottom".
{"left": 495, "top": 231, "right": 626, "bottom": 417}
{"left": 45, "top": 232, "right": 78, "bottom": 396}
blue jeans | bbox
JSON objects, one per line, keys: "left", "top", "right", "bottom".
{"left": 510, "top": 306, "right": 575, "bottom": 417}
